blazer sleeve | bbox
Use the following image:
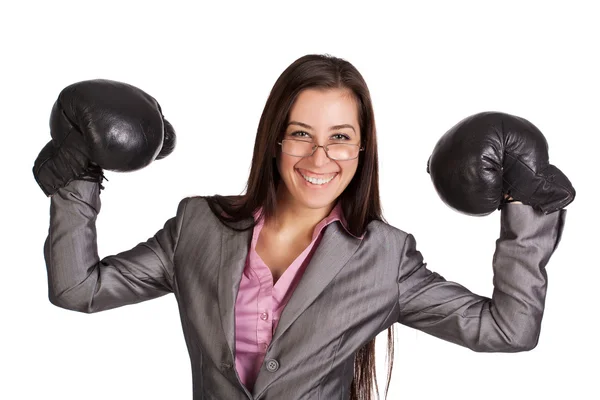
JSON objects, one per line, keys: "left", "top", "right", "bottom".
{"left": 396, "top": 204, "right": 566, "bottom": 352}
{"left": 44, "top": 179, "right": 188, "bottom": 313}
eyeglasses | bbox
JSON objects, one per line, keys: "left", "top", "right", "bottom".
{"left": 277, "top": 139, "right": 364, "bottom": 161}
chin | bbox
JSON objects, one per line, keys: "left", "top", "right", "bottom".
{"left": 291, "top": 187, "right": 340, "bottom": 210}
{"left": 299, "top": 197, "right": 336, "bottom": 210}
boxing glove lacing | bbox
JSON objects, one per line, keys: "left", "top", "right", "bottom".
{"left": 78, "top": 163, "right": 108, "bottom": 191}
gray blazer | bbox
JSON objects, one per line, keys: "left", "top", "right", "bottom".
{"left": 44, "top": 180, "right": 566, "bottom": 399}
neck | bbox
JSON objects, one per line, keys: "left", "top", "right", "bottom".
{"left": 265, "top": 185, "right": 336, "bottom": 237}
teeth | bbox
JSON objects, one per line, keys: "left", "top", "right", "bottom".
{"left": 300, "top": 172, "right": 336, "bottom": 185}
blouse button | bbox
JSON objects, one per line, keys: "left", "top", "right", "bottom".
{"left": 260, "top": 312, "right": 269, "bottom": 321}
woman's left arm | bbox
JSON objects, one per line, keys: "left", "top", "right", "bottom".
{"left": 397, "top": 204, "right": 566, "bottom": 352}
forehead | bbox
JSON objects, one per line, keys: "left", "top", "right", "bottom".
{"left": 288, "top": 88, "right": 359, "bottom": 127}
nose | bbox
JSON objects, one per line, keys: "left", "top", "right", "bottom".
{"left": 310, "top": 145, "right": 330, "bottom": 167}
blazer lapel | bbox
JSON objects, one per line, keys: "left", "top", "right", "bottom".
{"left": 217, "top": 220, "right": 253, "bottom": 360}
{"left": 271, "top": 222, "right": 362, "bottom": 344}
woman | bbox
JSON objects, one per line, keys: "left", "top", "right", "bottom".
{"left": 39, "top": 54, "right": 566, "bottom": 399}
{"left": 205, "top": 54, "right": 392, "bottom": 398}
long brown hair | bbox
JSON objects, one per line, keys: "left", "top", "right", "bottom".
{"left": 206, "top": 54, "right": 394, "bottom": 399}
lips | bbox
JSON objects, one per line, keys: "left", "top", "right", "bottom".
{"left": 296, "top": 168, "right": 338, "bottom": 179}
{"left": 296, "top": 168, "right": 338, "bottom": 186}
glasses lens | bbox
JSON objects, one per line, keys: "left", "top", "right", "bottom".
{"left": 282, "top": 140, "right": 313, "bottom": 156}
{"left": 327, "top": 144, "right": 359, "bottom": 160}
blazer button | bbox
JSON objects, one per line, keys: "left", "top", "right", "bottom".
{"left": 220, "top": 362, "right": 233, "bottom": 370}
{"left": 265, "top": 359, "right": 279, "bottom": 372}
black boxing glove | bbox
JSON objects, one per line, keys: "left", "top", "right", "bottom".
{"left": 427, "top": 111, "right": 575, "bottom": 215}
{"left": 33, "top": 79, "right": 176, "bottom": 197}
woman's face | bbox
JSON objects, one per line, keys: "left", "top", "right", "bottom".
{"left": 276, "top": 87, "right": 361, "bottom": 211}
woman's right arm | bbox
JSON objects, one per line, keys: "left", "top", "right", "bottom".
{"left": 44, "top": 179, "right": 188, "bottom": 313}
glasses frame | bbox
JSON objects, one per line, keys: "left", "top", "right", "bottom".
{"left": 277, "top": 139, "right": 364, "bottom": 161}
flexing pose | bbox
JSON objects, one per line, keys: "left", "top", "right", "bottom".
{"left": 34, "top": 54, "right": 574, "bottom": 399}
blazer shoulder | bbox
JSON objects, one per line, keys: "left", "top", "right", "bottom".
{"left": 176, "top": 195, "right": 214, "bottom": 219}
{"left": 365, "top": 219, "right": 411, "bottom": 245}
{"left": 182, "top": 194, "right": 243, "bottom": 210}
{"left": 181, "top": 195, "right": 209, "bottom": 209}
{"left": 175, "top": 195, "right": 250, "bottom": 231}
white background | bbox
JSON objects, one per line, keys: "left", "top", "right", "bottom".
{"left": 2, "top": 1, "right": 598, "bottom": 399}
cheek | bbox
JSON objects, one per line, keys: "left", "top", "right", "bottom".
{"left": 342, "top": 161, "right": 359, "bottom": 181}
{"left": 277, "top": 154, "right": 297, "bottom": 177}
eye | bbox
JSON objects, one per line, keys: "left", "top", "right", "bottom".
{"left": 289, "top": 130, "right": 311, "bottom": 139}
{"left": 331, "top": 133, "right": 351, "bottom": 141}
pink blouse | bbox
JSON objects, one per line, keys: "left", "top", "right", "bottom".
{"left": 233, "top": 202, "right": 356, "bottom": 390}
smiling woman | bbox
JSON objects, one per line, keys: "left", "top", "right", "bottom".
{"left": 277, "top": 89, "right": 362, "bottom": 210}
{"left": 210, "top": 54, "right": 382, "bottom": 239}
{"left": 39, "top": 53, "right": 568, "bottom": 400}
{"left": 205, "top": 54, "right": 391, "bottom": 398}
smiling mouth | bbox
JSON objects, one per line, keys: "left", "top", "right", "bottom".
{"left": 297, "top": 170, "right": 338, "bottom": 185}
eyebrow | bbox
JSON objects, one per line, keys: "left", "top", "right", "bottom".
{"left": 288, "top": 121, "right": 356, "bottom": 134}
